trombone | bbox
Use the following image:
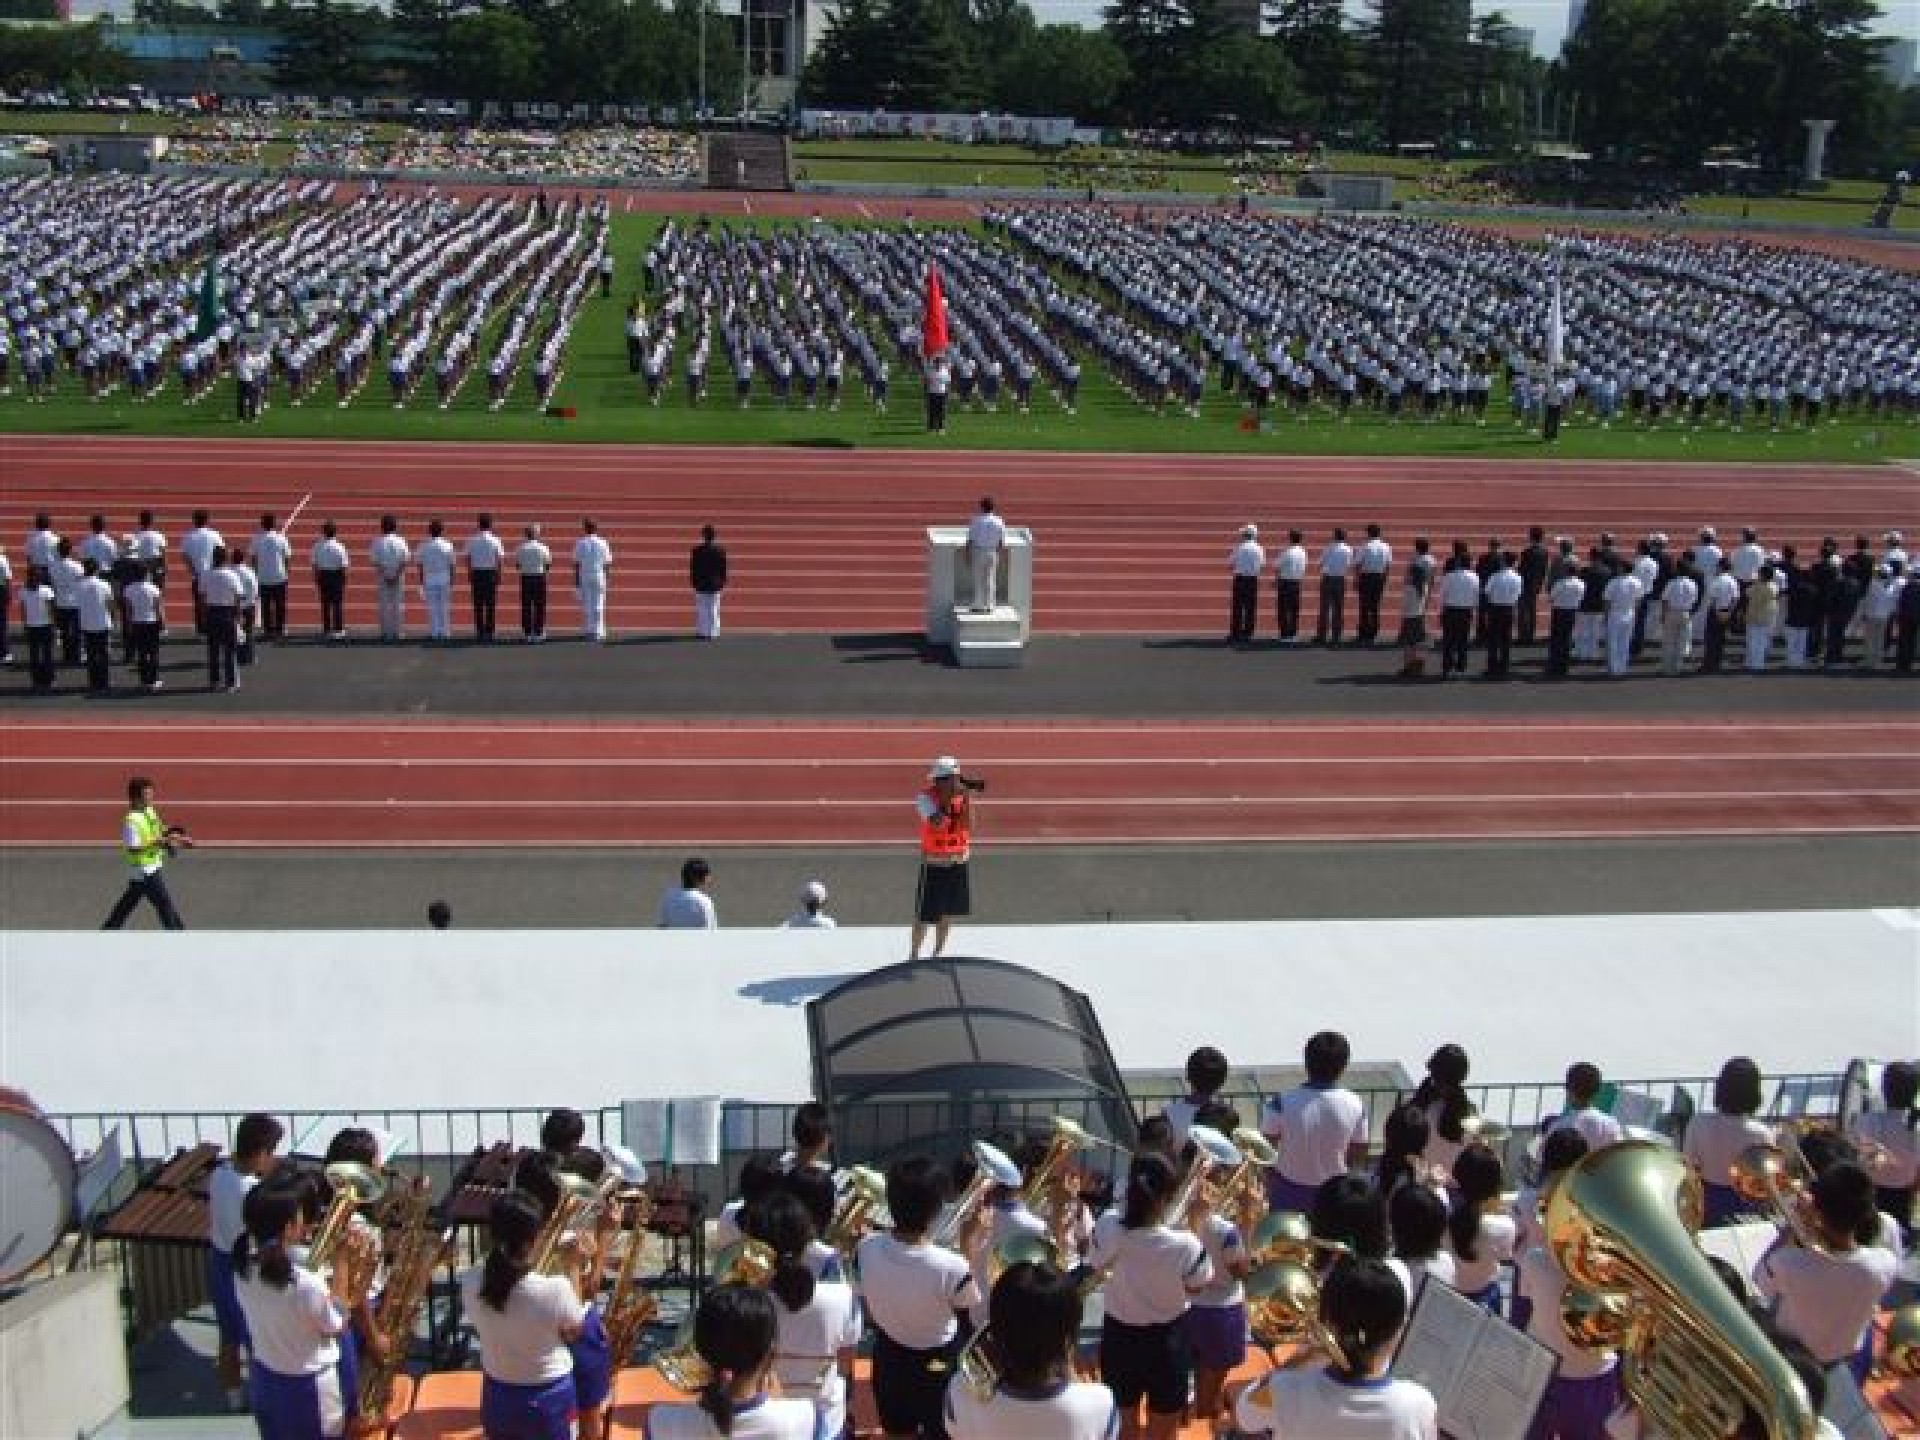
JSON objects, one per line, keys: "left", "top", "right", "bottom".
{"left": 1726, "top": 1141, "right": 1823, "bottom": 1252}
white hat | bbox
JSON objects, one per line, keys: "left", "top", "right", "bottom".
{"left": 1241, "top": 524, "right": 1258, "bottom": 540}
{"left": 929, "top": 755, "right": 961, "bottom": 780}
{"left": 802, "top": 880, "right": 828, "bottom": 905}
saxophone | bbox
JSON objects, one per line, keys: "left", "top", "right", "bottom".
{"left": 356, "top": 1177, "right": 452, "bottom": 1427}
{"left": 600, "top": 1189, "right": 659, "bottom": 1370}
{"left": 1544, "top": 1140, "right": 1816, "bottom": 1440}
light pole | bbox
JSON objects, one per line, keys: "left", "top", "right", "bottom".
{"left": 698, "top": 0, "right": 707, "bottom": 120}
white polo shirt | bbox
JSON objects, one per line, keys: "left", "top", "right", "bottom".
{"left": 183, "top": 526, "right": 223, "bottom": 578}
{"left": 1680, "top": 1112, "right": 1774, "bottom": 1191}
{"left": 1755, "top": 1242, "right": 1899, "bottom": 1364}
{"left": 1276, "top": 545, "right": 1308, "bottom": 582}
{"left": 235, "top": 1265, "right": 344, "bottom": 1377}
{"left": 967, "top": 511, "right": 1007, "bottom": 554}
{"left": 1232, "top": 540, "right": 1265, "bottom": 577}
{"left": 456, "top": 1267, "right": 583, "bottom": 1385}
{"left": 770, "top": 1279, "right": 861, "bottom": 1436}
{"left": 419, "top": 536, "right": 457, "bottom": 588}
{"left": 201, "top": 566, "right": 244, "bottom": 608}
{"left": 1440, "top": 568, "right": 1481, "bottom": 610}
{"left": 20, "top": 582, "right": 54, "bottom": 627}
{"left": 1446, "top": 1212, "right": 1517, "bottom": 1294}
{"left": 77, "top": 575, "right": 115, "bottom": 631}
{"left": 1602, "top": 573, "right": 1644, "bottom": 617}
{"left": 312, "top": 538, "right": 349, "bottom": 573}
{"left": 1484, "top": 569, "right": 1523, "bottom": 606}
{"left": 517, "top": 540, "right": 552, "bottom": 576}
{"left": 1262, "top": 1084, "right": 1369, "bottom": 1188}
{"left": 370, "top": 533, "right": 410, "bottom": 582}
{"left": 1321, "top": 542, "right": 1354, "bottom": 579}
{"left": 645, "top": 1395, "right": 820, "bottom": 1439}
{"left": 1551, "top": 576, "right": 1586, "bottom": 611}
{"left": 947, "top": 1379, "right": 1121, "bottom": 1440}
{"left": 468, "top": 530, "right": 505, "bottom": 573}
{"left": 1358, "top": 538, "right": 1392, "bottom": 575}
{"left": 124, "top": 579, "right": 162, "bottom": 626}
{"left": 253, "top": 529, "right": 291, "bottom": 586}
{"left": 208, "top": 1161, "right": 256, "bottom": 1252}
{"left": 574, "top": 534, "right": 612, "bottom": 579}
{"left": 658, "top": 886, "right": 716, "bottom": 930}
{"left": 1661, "top": 576, "right": 1697, "bottom": 614}
{"left": 1087, "top": 1220, "right": 1210, "bottom": 1326}
{"left": 1233, "top": 1365, "right": 1438, "bottom": 1440}
{"left": 854, "top": 1233, "right": 977, "bottom": 1349}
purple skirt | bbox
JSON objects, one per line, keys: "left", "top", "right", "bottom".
{"left": 1527, "top": 1367, "right": 1620, "bottom": 1440}
{"left": 1263, "top": 1173, "right": 1322, "bottom": 1215}
{"left": 1183, "top": 1302, "right": 1248, "bottom": 1370}
{"left": 207, "top": 1246, "right": 250, "bottom": 1347}
{"left": 481, "top": 1372, "right": 576, "bottom": 1440}
{"left": 1699, "top": 1181, "right": 1744, "bottom": 1229}
{"left": 568, "top": 1304, "right": 612, "bottom": 1410}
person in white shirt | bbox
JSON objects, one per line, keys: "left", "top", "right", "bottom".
{"left": 1316, "top": 527, "right": 1354, "bottom": 646}
{"left": 1159, "top": 1046, "right": 1231, "bottom": 1150}
{"left": 1516, "top": 1238, "right": 1622, "bottom": 1440}
{"left": 52, "top": 537, "right": 84, "bottom": 666}
{"left": 1542, "top": 1062, "right": 1625, "bottom": 1153}
{"left": 1275, "top": 529, "right": 1308, "bottom": 642}
{"left": 467, "top": 513, "right": 506, "bottom": 641}
{"left": 123, "top": 562, "right": 165, "bottom": 690}
{"left": 75, "top": 559, "right": 116, "bottom": 694}
{"left": 208, "top": 1113, "right": 284, "bottom": 1410}
{"left": 1511, "top": 1128, "right": 1589, "bottom": 1261}
{"left": 133, "top": 511, "right": 169, "bottom": 594}
{"left": 782, "top": 880, "right": 836, "bottom": 930}
{"left": 1228, "top": 524, "right": 1264, "bottom": 643}
{"left": 1545, "top": 567, "right": 1586, "bottom": 676}
{"left": 945, "top": 1260, "right": 1120, "bottom": 1440}
{"left": 311, "top": 521, "right": 350, "bottom": 640}
{"left": 1658, "top": 568, "right": 1699, "bottom": 675}
{"left": 201, "top": 548, "right": 245, "bottom": 692}
{"left": 231, "top": 550, "right": 261, "bottom": 669}
{"left": 516, "top": 523, "right": 553, "bottom": 642}
{"left": 1262, "top": 1030, "right": 1370, "bottom": 1212}
{"left": 182, "top": 508, "right": 224, "bottom": 636}
{"left": 368, "top": 516, "right": 411, "bottom": 641}
{"left": 26, "top": 512, "right": 62, "bottom": 575}
{"left": 81, "top": 513, "right": 118, "bottom": 574}
{"left": 252, "top": 512, "right": 292, "bottom": 639}
{"left": 659, "top": 857, "right": 718, "bottom": 929}
{"left": 1862, "top": 562, "right": 1903, "bottom": 669}
{"left": 1355, "top": 523, "right": 1393, "bottom": 645}
{"left": 1388, "top": 1183, "right": 1456, "bottom": 1295}
{"left": 1481, "top": 554, "right": 1523, "bottom": 678}
{"left": 1437, "top": 554, "right": 1482, "bottom": 678}
{"left": 751, "top": 1192, "right": 862, "bottom": 1439}
{"left": 645, "top": 1285, "right": 820, "bottom": 1440}
{"left": 1681, "top": 1057, "right": 1774, "bottom": 1227}
{"left": 20, "top": 565, "right": 57, "bottom": 691}
{"left": 461, "top": 1192, "right": 586, "bottom": 1440}
{"left": 1444, "top": 1144, "right": 1516, "bottom": 1309}
{"left": 1689, "top": 527, "right": 1723, "bottom": 643}
{"left": 232, "top": 1176, "right": 356, "bottom": 1438}
{"left": 966, "top": 497, "right": 1008, "bottom": 614}
{"left": 1601, "top": 567, "right": 1644, "bottom": 676}
{"left": 857, "top": 1155, "right": 983, "bottom": 1439}
{"left": 1754, "top": 1161, "right": 1900, "bottom": 1381}
{"left": 1091, "top": 1151, "right": 1213, "bottom": 1440}
{"left": 1851, "top": 1061, "right": 1919, "bottom": 1243}
{"left": 1700, "top": 560, "right": 1741, "bottom": 672}
{"left": 1229, "top": 1257, "right": 1438, "bottom": 1440}
{"left": 417, "top": 519, "right": 457, "bottom": 642}
{"left": 573, "top": 517, "right": 613, "bottom": 641}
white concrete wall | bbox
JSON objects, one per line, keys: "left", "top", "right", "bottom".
{"left": 4, "top": 912, "right": 1915, "bottom": 1122}
{"left": 0, "top": 1272, "right": 130, "bottom": 1440}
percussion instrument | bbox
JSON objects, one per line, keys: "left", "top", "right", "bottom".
{"left": 0, "top": 1088, "right": 76, "bottom": 1284}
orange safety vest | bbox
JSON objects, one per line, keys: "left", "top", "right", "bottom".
{"left": 918, "top": 789, "right": 971, "bottom": 862}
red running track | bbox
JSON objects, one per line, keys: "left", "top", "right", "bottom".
{"left": 4, "top": 438, "right": 1915, "bottom": 635}
{"left": 5, "top": 716, "right": 1916, "bottom": 847}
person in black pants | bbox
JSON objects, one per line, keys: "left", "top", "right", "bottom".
{"left": 1439, "top": 558, "right": 1478, "bottom": 677}
{"left": 1482, "top": 556, "right": 1520, "bottom": 678}
{"left": 1316, "top": 528, "right": 1351, "bottom": 646}
{"left": 201, "top": 547, "right": 242, "bottom": 692}
{"left": 1227, "top": 526, "right": 1262, "bottom": 644}
{"left": 1354, "top": 523, "right": 1390, "bottom": 646}
{"left": 103, "top": 776, "right": 191, "bottom": 930}
{"left": 1516, "top": 526, "right": 1549, "bottom": 646}
{"left": 1896, "top": 574, "right": 1920, "bottom": 672}
{"left": 1275, "top": 530, "right": 1305, "bottom": 642}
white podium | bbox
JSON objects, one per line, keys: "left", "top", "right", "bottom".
{"left": 925, "top": 526, "right": 1033, "bottom": 667}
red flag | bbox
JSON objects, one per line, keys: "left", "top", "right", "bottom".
{"left": 923, "top": 263, "right": 950, "bottom": 358}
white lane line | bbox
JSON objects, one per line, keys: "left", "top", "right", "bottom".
{"left": 5, "top": 751, "right": 1915, "bottom": 768}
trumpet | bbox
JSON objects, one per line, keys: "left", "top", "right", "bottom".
{"left": 1167, "top": 1124, "right": 1242, "bottom": 1230}
{"left": 932, "top": 1141, "right": 1022, "bottom": 1249}
{"left": 653, "top": 1239, "right": 777, "bottom": 1391}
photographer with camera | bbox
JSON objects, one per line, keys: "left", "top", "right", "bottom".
{"left": 910, "top": 755, "right": 983, "bottom": 961}
{"left": 103, "top": 774, "right": 194, "bottom": 931}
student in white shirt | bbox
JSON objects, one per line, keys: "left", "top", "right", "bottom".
{"left": 1444, "top": 1144, "right": 1516, "bottom": 1311}
{"left": 855, "top": 1155, "right": 982, "bottom": 1439}
{"left": 1755, "top": 1160, "right": 1901, "bottom": 1383}
{"left": 232, "top": 1176, "right": 356, "bottom": 1439}
{"left": 369, "top": 516, "right": 411, "bottom": 641}
{"left": 418, "top": 518, "right": 457, "bottom": 642}
{"left": 713, "top": 1154, "right": 785, "bottom": 1252}
{"left": 1183, "top": 1106, "right": 1252, "bottom": 1424}
{"left": 1316, "top": 527, "right": 1354, "bottom": 646}
{"left": 253, "top": 512, "right": 293, "bottom": 639}
{"left": 201, "top": 548, "right": 245, "bottom": 693}
{"left": 1510, "top": 1130, "right": 1589, "bottom": 1277}
{"left": 751, "top": 1192, "right": 861, "bottom": 1438}
{"left": 1542, "top": 1062, "right": 1624, "bottom": 1154}
{"left": 76, "top": 559, "right": 115, "bottom": 694}
{"left": 1159, "top": 1046, "right": 1231, "bottom": 1150}
{"left": 966, "top": 497, "right": 1007, "bottom": 614}
{"left": 945, "top": 1261, "right": 1120, "bottom": 1440}
{"left": 1091, "top": 1151, "right": 1213, "bottom": 1440}
{"left": 1230, "top": 1257, "right": 1438, "bottom": 1440}
{"left": 123, "top": 563, "right": 165, "bottom": 691}
{"left": 20, "top": 565, "right": 57, "bottom": 691}
{"left": 311, "top": 521, "right": 350, "bottom": 640}
{"left": 1409, "top": 1043, "right": 1474, "bottom": 1181}
{"left": 1262, "top": 1030, "right": 1371, "bottom": 1213}
{"left": 1681, "top": 1057, "right": 1774, "bottom": 1227}
{"left": 1275, "top": 529, "right": 1308, "bottom": 642}
{"left": 574, "top": 517, "right": 613, "bottom": 642}
{"left": 1515, "top": 1234, "right": 1621, "bottom": 1440}
{"left": 517, "top": 524, "right": 553, "bottom": 642}
{"left": 1851, "top": 1060, "right": 1919, "bottom": 1243}
{"left": 1437, "top": 556, "right": 1481, "bottom": 677}
{"left": 1388, "top": 1182, "right": 1456, "bottom": 1295}
{"left": 660, "top": 857, "right": 718, "bottom": 929}
{"left": 644, "top": 1285, "right": 821, "bottom": 1439}
{"left": 467, "top": 513, "right": 506, "bottom": 641}
{"left": 460, "top": 1191, "right": 586, "bottom": 1440}
{"left": 209, "top": 1113, "right": 285, "bottom": 1410}
{"left": 1228, "top": 524, "right": 1265, "bottom": 643}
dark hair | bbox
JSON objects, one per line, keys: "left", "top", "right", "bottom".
{"left": 1712, "top": 1058, "right": 1763, "bottom": 1116}
{"left": 1304, "top": 1031, "right": 1351, "bottom": 1086}
{"left": 427, "top": 900, "right": 452, "bottom": 930}
{"left": 1121, "top": 1152, "right": 1178, "bottom": 1229}
{"left": 480, "top": 1191, "right": 545, "bottom": 1310}
{"left": 380, "top": 514, "right": 397, "bottom": 533}
{"left": 1374, "top": 1105, "right": 1430, "bottom": 1199}
{"left": 324, "top": 1127, "right": 378, "bottom": 1167}
{"left": 883, "top": 1155, "right": 948, "bottom": 1235}
{"left": 260, "top": 512, "right": 277, "bottom": 529}
{"left": 1311, "top": 1175, "right": 1388, "bottom": 1260}
{"left": 540, "top": 1109, "right": 586, "bottom": 1156}
{"left": 1412, "top": 1044, "right": 1474, "bottom": 1144}
{"left": 233, "top": 1176, "right": 306, "bottom": 1288}
{"left": 428, "top": 518, "right": 444, "bottom": 538}
{"left": 1388, "top": 1182, "right": 1447, "bottom": 1262}
{"left": 478, "top": 512, "right": 493, "bottom": 529}
{"left": 1539, "top": 1128, "right": 1590, "bottom": 1179}
{"left": 1883, "top": 1062, "right": 1920, "bottom": 1132}
{"left": 193, "top": 508, "right": 209, "bottom": 526}
{"left": 1193, "top": 1100, "right": 1241, "bottom": 1136}
{"left": 1810, "top": 1161, "right": 1879, "bottom": 1247}
{"left": 736, "top": 1153, "right": 785, "bottom": 1210}
{"left": 513, "top": 1150, "right": 563, "bottom": 1219}
{"left": 1185, "top": 1046, "right": 1229, "bottom": 1098}
{"left": 701, "top": 524, "right": 716, "bottom": 542}
{"left": 681, "top": 857, "right": 712, "bottom": 888}
{"left": 693, "top": 1285, "right": 780, "bottom": 1435}
{"left": 561, "top": 1146, "right": 607, "bottom": 1183}
{"left": 749, "top": 1190, "right": 818, "bottom": 1313}
{"left": 1565, "top": 1062, "right": 1602, "bottom": 1103}
{"left": 1448, "top": 1144, "right": 1504, "bottom": 1262}
{"left": 322, "top": 520, "right": 338, "bottom": 538}
{"left": 782, "top": 1166, "right": 837, "bottom": 1240}
{"left": 791, "top": 1102, "right": 831, "bottom": 1154}
{"left": 1795, "top": 1126, "right": 1858, "bottom": 1178}
{"left": 991, "top": 1262, "right": 1081, "bottom": 1387}
{"left": 234, "top": 1113, "right": 285, "bottom": 1163}
{"left": 127, "top": 775, "right": 154, "bottom": 805}
{"left": 1135, "top": 1115, "right": 1176, "bottom": 1159}
{"left": 1320, "top": 1257, "right": 1408, "bottom": 1380}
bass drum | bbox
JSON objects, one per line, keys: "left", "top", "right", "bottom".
{"left": 0, "top": 1087, "right": 77, "bottom": 1284}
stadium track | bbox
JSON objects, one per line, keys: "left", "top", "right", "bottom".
{"left": 5, "top": 437, "right": 1916, "bottom": 635}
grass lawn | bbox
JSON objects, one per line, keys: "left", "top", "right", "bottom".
{"left": 3, "top": 211, "right": 1912, "bottom": 461}
{"left": 1686, "top": 192, "right": 1914, "bottom": 231}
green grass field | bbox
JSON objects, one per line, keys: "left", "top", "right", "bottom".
{"left": 3, "top": 210, "right": 1913, "bottom": 460}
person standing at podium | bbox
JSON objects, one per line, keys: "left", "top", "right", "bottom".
{"left": 965, "top": 498, "right": 1006, "bottom": 614}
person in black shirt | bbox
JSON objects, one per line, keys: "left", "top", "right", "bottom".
{"left": 1516, "top": 526, "right": 1550, "bottom": 646}
{"left": 690, "top": 524, "right": 728, "bottom": 641}
{"left": 1896, "top": 573, "right": 1920, "bottom": 672}
{"left": 1823, "top": 566, "right": 1862, "bottom": 669}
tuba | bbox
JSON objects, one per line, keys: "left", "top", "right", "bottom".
{"left": 356, "top": 1176, "right": 454, "bottom": 1426}
{"left": 307, "top": 1160, "right": 387, "bottom": 1304}
{"left": 1545, "top": 1140, "right": 1816, "bottom": 1440}
{"left": 1243, "top": 1254, "right": 1348, "bottom": 1368}
{"left": 1167, "top": 1124, "right": 1242, "bottom": 1229}
{"left": 653, "top": 1239, "right": 776, "bottom": 1391}
{"left": 932, "top": 1141, "right": 1022, "bottom": 1249}
{"left": 531, "top": 1171, "right": 610, "bottom": 1277}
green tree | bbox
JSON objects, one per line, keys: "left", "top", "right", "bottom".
{"left": 390, "top": 0, "right": 478, "bottom": 93}
{"left": 1181, "top": 32, "right": 1298, "bottom": 130}
{"left": 273, "top": 0, "right": 383, "bottom": 92}
{"left": 445, "top": 6, "right": 542, "bottom": 100}
{"left": 994, "top": 23, "right": 1128, "bottom": 120}
{"left": 1104, "top": 0, "right": 1197, "bottom": 122}
{"left": 1736, "top": 0, "right": 1891, "bottom": 173}
{"left": 1360, "top": 0, "right": 1472, "bottom": 147}
{"left": 879, "top": 0, "right": 984, "bottom": 109}
{"left": 0, "top": 0, "right": 63, "bottom": 19}
{"left": 0, "top": 20, "right": 134, "bottom": 90}
{"left": 1267, "top": 0, "right": 1349, "bottom": 134}
{"left": 800, "top": 0, "right": 891, "bottom": 105}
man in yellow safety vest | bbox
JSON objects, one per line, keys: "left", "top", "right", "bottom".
{"left": 102, "top": 774, "right": 193, "bottom": 930}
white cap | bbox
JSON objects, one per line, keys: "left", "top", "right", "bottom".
{"left": 802, "top": 880, "right": 828, "bottom": 905}
{"left": 929, "top": 755, "right": 961, "bottom": 780}
{"left": 1241, "top": 524, "right": 1258, "bottom": 540}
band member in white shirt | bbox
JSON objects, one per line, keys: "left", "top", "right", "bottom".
{"left": 1437, "top": 556, "right": 1481, "bottom": 678}
{"left": 209, "top": 1114, "right": 284, "bottom": 1410}
{"left": 311, "top": 521, "right": 350, "bottom": 640}
{"left": 459, "top": 1191, "right": 586, "bottom": 1440}
{"left": 1228, "top": 525, "right": 1264, "bottom": 644}
{"left": 1355, "top": 523, "right": 1393, "bottom": 645}
{"left": 751, "top": 1192, "right": 862, "bottom": 1439}
{"left": 1851, "top": 1061, "right": 1919, "bottom": 1242}
{"left": 1680, "top": 1057, "right": 1774, "bottom": 1227}
{"left": 232, "top": 1177, "right": 357, "bottom": 1439}
{"left": 467, "top": 513, "right": 506, "bottom": 641}
{"left": 1262, "top": 1031, "right": 1370, "bottom": 1213}
{"left": 945, "top": 1261, "right": 1120, "bottom": 1440}
{"left": 1541, "top": 1063, "right": 1624, "bottom": 1152}
{"left": 418, "top": 519, "right": 457, "bottom": 643}
{"left": 1443, "top": 1144, "right": 1516, "bottom": 1310}
{"left": 124, "top": 561, "right": 165, "bottom": 690}
{"left": 1754, "top": 1161, "right": 1900, "bottom": 1383}
{"left": 369, "top": 516, "right": 411, "bottom": 642}
{"left": 645, "top": 1286, "right": 821, "bottom": 1439}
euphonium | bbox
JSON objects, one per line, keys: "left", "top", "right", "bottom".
{"left": 653, "top": 1238, "right": 776, "bottom": 1391}
{"left": 1167, "top": 1124, "right": 1242, "bottom": 1229}
{"left": 826, "top": 1165, "right": 886, "bottom": 1264}
{"left": 307, "top": 1160, "right": 387, "bottom": 1282}
{"left": 356, "top": 1177, "right": 453, "bottom": 1425}
{"left": 932, "top": 1141, "right": 1022, "bottom": 1248}
{"left": 954, "top": 1233, "right": 1064, "bottom": 1401}
{"left": 1243, "top": 1256, "right": 1348, "bottom": 1368}
{"left": 1545, "top": 1140, "right": 1815, "bottom": 1440}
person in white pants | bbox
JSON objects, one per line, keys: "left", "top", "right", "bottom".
{"left": 1744, "top": 561, "right": 1779, "bottom": 671}
{"left": 1659, "top": 570, "right": 1698, "bottom": 675}
{"left": 965, "top": 496, "right": 1006, "bottom": 613}
{"left": 573, "top": 517, "right": 613, "bottom": 641}
{"left": 418, "top": 518, "right": 456, "bottom": 641}
{"left": 1602, "top": 569, "right": 1643, "bottom": 676}
{"left": 369, "top": 515, "right": 410, "bottom": 641}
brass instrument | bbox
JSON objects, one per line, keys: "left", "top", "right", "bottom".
{"left": 1458, "top": 1115, "right": 1511, "bottom": 1150}
{"left": 307, "top": 1161, "right": 387, "bottom": 1303}
{"left": 932, "top": 1141, "right": 1022, "bottom": 1249}
{"left": 1167, "top": 1124, "right": 1242, "bottom": 1230}
{"left": 356, "top": 1177, "right": 454, "bottom": 1426}
{"left": 1881, "top": 1304, "right": 1920, "bottom": 1380}
{"left": 1727, "top": 1142, "right": 1822, "bottom": 1252}
{"left": 654, "top": 1239, "right": 776, "bottom": 1391}
{"left": 953, "top": 1232, "right": 1064, "bottom": 1401}
{"left": 1211, "top": 1128, "right": 1279, "bottom": 1238}
{"left": 1545, "top": 1139, "right": 1816, "bottom": 1440}
{"left": 600, "top": 1189, "right": 660, "bottom": 1371}
{"left": 1243, "top": 1255, "right": 1348, "bottom": 1368}
{"left": 531, "top": 1171, "right": 608, "bottom": 1277}
{"left": 826, "top": 1166, "right": 886, "bottom": 1268}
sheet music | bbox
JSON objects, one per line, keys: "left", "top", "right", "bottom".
{"left": 622, "top": 1097, "right": 723, "bottom": 1167}
{"left": 1393, "top": 1281, "right": 1558, "bottom": 1440}
{"left": 1695, "top": 1222, "right": 1778, "bottom": 1285}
